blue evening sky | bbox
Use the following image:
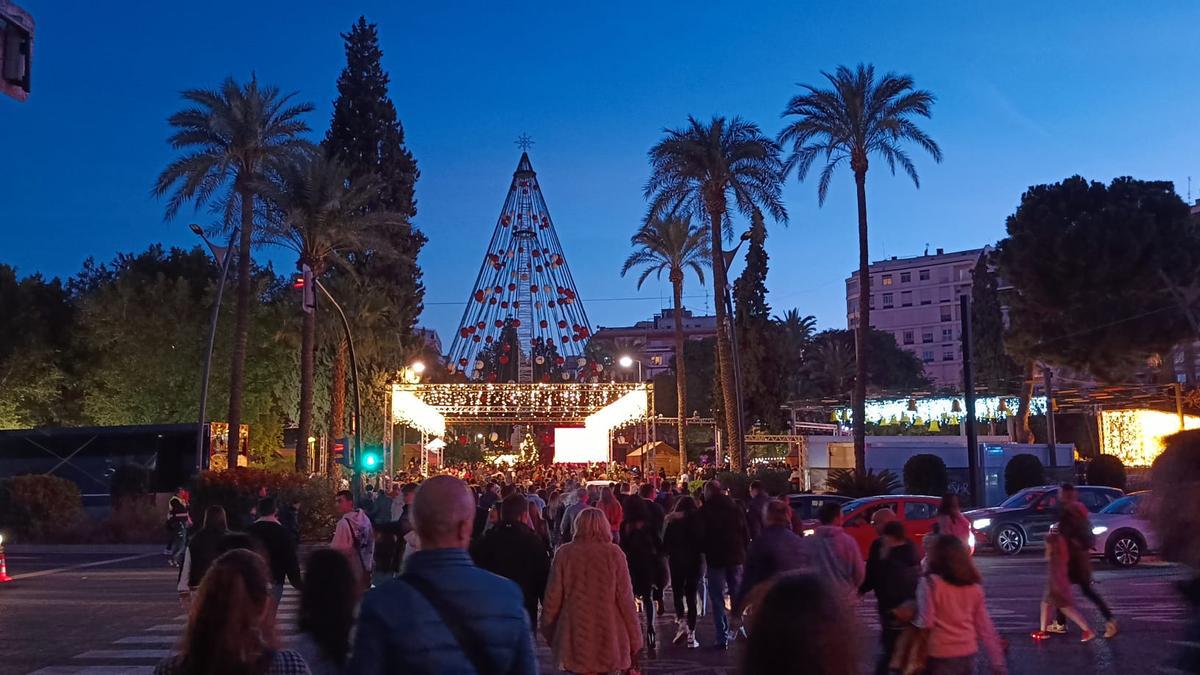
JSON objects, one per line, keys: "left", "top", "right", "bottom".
{"left": 2, "top": 2, "right": 1197, "bottom": 343}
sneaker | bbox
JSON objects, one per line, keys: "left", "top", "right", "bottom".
{"left": 1104, "top": 620, "right": 1118, "bottom": 638}
{"left": 1031, "top": 630, "right": 1051, "bottom": 640}
{"left": 687, "top": 631, "right": 700, "bottom": 649}
{"left": 1044, "top": 623, "right": 1067, "bottom": 634}
{"left": 1081, "top": 629, "right": 1096, "bottom": 643}
{"left": 673, "top": 622, "right": 689, "bottom": 644}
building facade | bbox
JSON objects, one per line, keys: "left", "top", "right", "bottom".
{"left": 846, "top": 247, "right": 987, "bottom": 388}
{"left": 591, "top": 308, "right": 718, "bottom": 379}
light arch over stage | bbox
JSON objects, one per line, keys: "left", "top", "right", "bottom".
{"left": 388, "top": 382, "right": 654, "bottom": 473}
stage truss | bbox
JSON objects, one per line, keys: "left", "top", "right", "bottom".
{"left": 388, "top": 382, "right": 655, "bottom": 474}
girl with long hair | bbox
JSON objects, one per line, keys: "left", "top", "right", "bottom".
{"left": 916, "top": 535, "right": 1006, "bottom": 675}
{"left": 620, "top": 494, "right": 664, "bottom": 649}
{"left": 156, "top": 549, "right": 310, "bottom": 675}
{"left": 599, "top": 486, "right": 623, "bottom": 542}
{"left": 294, "top": 549, "right": 360, "bottom": 674}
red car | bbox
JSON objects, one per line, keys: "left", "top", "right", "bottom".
{"left": 802, "top": 494, "right": 942, "bottom": 559}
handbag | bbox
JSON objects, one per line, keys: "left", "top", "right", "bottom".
{"left": 889, "top": 625, "right": 929, "bottom": 675}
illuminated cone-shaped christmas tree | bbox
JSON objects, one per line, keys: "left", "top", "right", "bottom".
{"left": 448, "top": 152, "right": 594, "bottom": 383}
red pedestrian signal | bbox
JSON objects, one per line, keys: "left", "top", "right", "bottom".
{"left": 332, "top": 437, "right": 349, "bottom": 468}
{"left": 292, "top": 275, "right": 305, "bottom": 288}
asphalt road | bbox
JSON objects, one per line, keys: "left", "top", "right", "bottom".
{"left": 0, "top": 549, "right": 1191, "bottom": 674}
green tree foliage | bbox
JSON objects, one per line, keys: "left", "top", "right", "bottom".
{"left": 0, "top": 266, "right": 74, "bottom": 428}
{"left": 0, "top": 475, "right": 83, "bottom": 541}
{"left": 996, "top": 176, "right": 1200, "bottom": 380}
{"left": 826, "top": 468, "right": 901, "bottom": 497}
{"left": 734, "top": 210, "right": 787, "bottom": 430}
{"left": 779, "top": 64, "right": 942, "bottom": 472}
{"left": 324, "top": 16, "right": 424, "bottom": 338}
{"left": 903, "top": 453, "right": 949, "bottom": 496}
{"left": 774, "top": 309, "right": 817, "bottom": 400}
{"left": 154, "top": 75, "right": 314, "bottom": 467}
{"left": 1004, "top": 454, "right": 1045, "bottom": 495}
{"left": 645, "top": 115, "right": 787, "bottom": 471}
{"left": 970, "top": 253, "right": 1021, "bottom": 393}
{"left": 801, "top": 329, "right": 930, "bottom": 399}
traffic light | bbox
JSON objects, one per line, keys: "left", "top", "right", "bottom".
{"left": 360, "top": 447, "right": 382, "bottom": 473}
{"left": 294, "top": 264, "right": 315, "bottom": 314}
{"left": 332, "top": 438, "right": 349, "bottom": 468}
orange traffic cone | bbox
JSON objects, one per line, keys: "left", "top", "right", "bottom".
{"left": 0, "top": 543, "right": 13, "bottom": 583}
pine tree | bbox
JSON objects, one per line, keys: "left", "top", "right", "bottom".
{"left": 733, "top": 210, "right": 786, "bottom": 430}
{"left": 324, "top": 16, "right": 424, "bottom": 334}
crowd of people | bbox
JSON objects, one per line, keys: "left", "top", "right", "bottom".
{"left": 160, "top": 440, "right": 1200, "bottom": 674}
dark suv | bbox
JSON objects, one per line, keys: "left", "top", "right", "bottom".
{"left": 964, "top": 485, "right": 1124, "bottom": 555}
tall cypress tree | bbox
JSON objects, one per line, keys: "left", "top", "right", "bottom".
{"left": 733, "top": 210, "right": 785, "bottom": 430}
{"left": 324, "top": 16, "right": 424, "bottom": 334}
{"left": 970, "top": 252, "right": 1020, "bottom": 393}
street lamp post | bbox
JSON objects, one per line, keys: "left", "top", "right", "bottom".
{"left": 618, "top": 354, "right": 649, "bottom": 475}
{"left": 315, "top": 279, "right": 363, "bottom": 504}
{"left": 192, "top": 224, "right": 238, "bottom": 474}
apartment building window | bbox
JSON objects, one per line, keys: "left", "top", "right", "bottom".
{"left": 942, "top": 350, "right": 955, "bottom": 362}
{"left": 900, "top": 271, "right": 911, "bottom": 283}
{"left": 882, "top": 293, "right": 894, "bottom": 308}
{"left": 900, "top": 291, "right": 913, "bottom": 307}
{"left": 922, "top": 350, "right": 934, "bottom": 363}
{"left": 903, "top": 330, "right": 914, "bottom": 345}
{"left": 869, "top": 295, "right": 875, "bottom": 310}
{"left": 939, "top": 269, "right": 951, "bottom": 283}
{"left": 922, "top": 330, "right": 934, "bottom": 344}
{"left": 940, "top": 306, "right": 952, "bottom": 322}
{"left": 847, "top": 279, "right": 859, "bottom": 294}
{"left": 919, "top": 289, "right": 932, "bottom": 306}
{"left": 882, "top": 274, "right": 894, "bottom": 286}
{"left": 942, "top": 328, "right": 953, "bottom": 342}
{"left": 919, "top": 269, "right": 930, "bottom": 281}
{"left": 939, "top": 287, "right": 952, "bottom": 303}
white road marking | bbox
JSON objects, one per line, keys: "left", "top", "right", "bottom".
{"left": 11, "top": 554, "right": 160, "bottom": 581}
{"left": 72, "top": 650, "right": 172, "bottom": 659}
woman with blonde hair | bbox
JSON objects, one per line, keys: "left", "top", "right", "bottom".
{"left": 542, "top": 507, "right": 643, "bottom": 674}
{"left": 156, "top": 549, "right": 310, "bottom": 675}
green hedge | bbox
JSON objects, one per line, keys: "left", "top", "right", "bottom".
{"left": 188, "top": 468, "right": 338, "bottom": 541}
{"left": 0, "top": 475, "right": 84, "bottom": 541}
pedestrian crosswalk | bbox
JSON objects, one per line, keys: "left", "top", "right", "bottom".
{"left": 26, "top": 589, "right": 303, "bottom": 675}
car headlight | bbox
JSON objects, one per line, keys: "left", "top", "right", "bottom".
{"left": 968, "top": 532, "right": 976, "bottom": 551}
{"left": 972, "top": 518, "right": 992, "bottom": 530}
{"left": 1092, "top": 525, "right": 1108, "bottom": 536}
{"left": 802, "top": 529, "right": 815, "bottom": 536}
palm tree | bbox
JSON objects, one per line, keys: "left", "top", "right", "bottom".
{"left": 258, "top": 154, "right": 404, "bottom": 472}
{"left": 621, "top": 216, "right": 710, "bottom": 473}
{"left": 154, "top": 76, "right": 313, "bottom": 469}
{"left": 645, "top": 116, "right": 787, "bottom": 471}
{"left": 778, "top": 64, "right": 942, "bottom": 472}
{"left": 774, "top": 309, "right": 817, "bottom": 397}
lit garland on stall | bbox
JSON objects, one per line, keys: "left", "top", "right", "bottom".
{"left": 832, "top": 395, "right": 1047, "bottom": 425}
{"left": 584, "top": 386, "right": 649, "bottom": 436}
{"left": 391, "top": 390, "right": 447, "bottom": 437}
{"left": 391, "top": 382, "right": 646, "bottom": 422}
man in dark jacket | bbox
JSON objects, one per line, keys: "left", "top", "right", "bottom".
{"left": 737, "top": 499, "right": 807, "bottom": 613}
{"left": 699, "top": 481, "right": 750, "bottom": 649}
{"left": 246, "top": 497, "right": 303, "bottom": 607}
{"left": 471, "top": 494, "right": 551, "bottom": 626}
{"left": 349, "top": 476, "right": 536, "bottom": 675}
{"left": 744, "top": 480, "right": 772, "bottom": 541}
{"left": 639, "top": 482, "right": 669, "bottom": 613}
{"left": 860, "top": 520, "right": 919, "bottom": 675}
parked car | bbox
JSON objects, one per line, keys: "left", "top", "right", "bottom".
{"left": 965, "top": 485, "right": 1124, "bottom": 555}
{"left": 1090, "top": 491, "right": 1158, "bottom": 567}
{"left": 801, "top": 494, "right": 943, "bottom": 559}
{"left": 786, "top": 493, "right": 851, "bottom": 529}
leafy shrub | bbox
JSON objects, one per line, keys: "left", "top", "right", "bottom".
{"left": 903, "top": 454, "right": 948, "bottom": 496}
{"left": 188, "top": 468, "right": 338, "bottom": 541}
{"left": 1086, "top": 455, "right": 1127, "bottom": 491}
{"left": 751, "top": 468, "right": 794, "bottom": 496}
{"left": 0, "top": 475, "right": 84, "bottom": 541}
{"left": 826, "top": 469, "right": 902, "bottom": 498}
{"left": 1004, "top": 454, "right": 1045, "bottom": 495}
{"left": 686, "top": 479, "right": 706, "bottom": 496}
{"left": 715, "top": 471, "right": 751, "bottom": 500}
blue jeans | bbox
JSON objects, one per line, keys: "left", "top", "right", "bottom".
{"left": 706, "top": 564, "right": 742, "bottom": 646}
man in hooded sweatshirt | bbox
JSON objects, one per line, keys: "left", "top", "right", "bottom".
{"left": 331, "top": 489, "right": 375, "bottom": 589}
{"left": 806, "top": 501, "right": 865, "bottom": 601}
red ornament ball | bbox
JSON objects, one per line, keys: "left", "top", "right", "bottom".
{"left": 539, "top": 319, "right": 548, "bottom": 328}
{"left": 499, "top": 355, "right": 510, "bottom": 365}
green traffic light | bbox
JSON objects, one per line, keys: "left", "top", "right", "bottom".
{"left": 361, "top": 452, "right": 380, "bottom": 471}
